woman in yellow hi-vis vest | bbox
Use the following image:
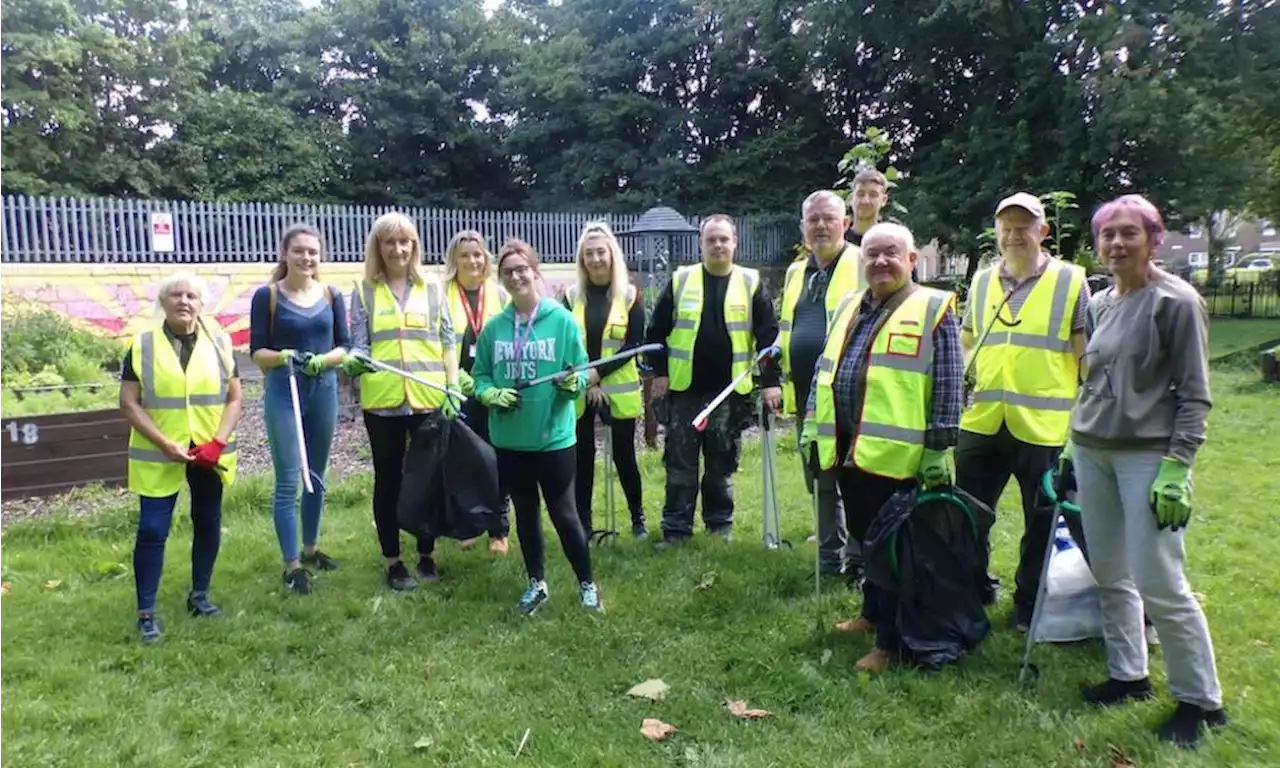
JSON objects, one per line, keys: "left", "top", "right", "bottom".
{"left": 443, "top": 229, "right": 511, "bottom": 554}
{"left": 561, "top": 222, "right": 648, "bottom": 538}
{"left": 799, "top": 223, "right": 964, "bottom": 675}
{"left": 341, "top": 212, "right": 460, "bottom": 591}
{"left": 119, "top": 272, "right": 243, "bottom": 644}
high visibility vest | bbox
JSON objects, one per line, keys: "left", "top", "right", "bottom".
{"left": 961, "top": 258, "right": 1085, "bottom": 446}
{"left": 566, "top": 283, "right": 643, "bottom": 420}
{"left": 778, "top": 243, "right": 864, "bottom": 414}
{"left": 356, "top": 278, "right": 447, "bottom": 411}
{"left": 446, "top": 278, "right": 508, "bottom": 345}
{"left": 667, "top": 264, "right": 760, "bottom": 395}
{"left": 810, "top": 287, "right": 954, "bottom": 479}
{"left": 127, "top": 319, "right": 238, "bottom": 497}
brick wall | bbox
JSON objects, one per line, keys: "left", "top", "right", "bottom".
{"left": 0, "top": 263, "right": 581, "bottom": 347}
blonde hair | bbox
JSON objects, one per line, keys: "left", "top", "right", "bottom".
{"left": 574, "top": 221, "right": 629, "bottom": 303}
{"left": 154, "top": 270, "right": 210, "bottom": 314}
{"left": 363, "top": 212, "right": 425, "bottom": 284}
{"left": 270, "top": 223, "right": 325, "bottom": 283}
{"left": 443, "top": 229, "right": 494, "bottom": 283}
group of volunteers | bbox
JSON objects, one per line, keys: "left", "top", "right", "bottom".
{"left": 119, "top": 167, "right": 1226, "bottom": 748}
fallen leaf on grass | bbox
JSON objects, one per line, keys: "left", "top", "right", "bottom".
{"left": 820, "top": 649, "right": 833, "bottom": 666}
{"left": 413, "top": 736, "right": 433, "bottom": 751}
{"left": 1108, "top": 744, "right": 1135, "bottom": 767}
{"left": 640, "top": 718, "right": 678, "bottom": 741}
{"left": 695, "top": 572, "right": 717, "bottom": 590}
{"left": 0, "top": 582, "right": 9, "bottom": 596}
{"left": 1073, "top": 737, "right": 1085, "bottom": 753}
{"left": 626, "top": 679, "right": 670, "bottom": 700}
{"left": 726, "top": 699, "right": 771, "bottom": 719}
{"left": 1255, "top": 639, "right": 1270, "bottom": 648}
{"left": 42, "top": 579, "right": 62, "bottom": 590}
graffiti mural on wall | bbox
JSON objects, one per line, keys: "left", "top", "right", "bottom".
{"left": 1, "top": 265, "right": 580, "bottom": 347}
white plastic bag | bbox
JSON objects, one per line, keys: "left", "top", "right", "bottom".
{"left": 1032, "top": 520, "right": 1104, "bottom": 643}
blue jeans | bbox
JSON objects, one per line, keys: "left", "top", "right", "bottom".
{"left": 134, "top": 463, "right": 223, "bottom": 614}
{"left": 264, "top": 367, "right": 337, "bottom": 564}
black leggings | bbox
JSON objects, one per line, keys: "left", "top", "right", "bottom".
{"left": 497, "top": 447, "right": 593, "bottom": 584}
{"left": 363, "top": 411, "right": 434, "bottom": 560}
{"left": 574, "top": 408, "right": 643, "bottom": 531}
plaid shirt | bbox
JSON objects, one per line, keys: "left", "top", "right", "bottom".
{"left": 807, "top": 287, "right": 963, "bottom": 453}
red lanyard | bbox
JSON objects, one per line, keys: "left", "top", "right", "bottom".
{"left": 460, "top": 282, "right": 486, "bottom": 337}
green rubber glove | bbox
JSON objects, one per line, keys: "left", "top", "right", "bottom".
{"left": 1150, "top": 457, "right": 1193, "bottom": 531}
{"left": 799, "top": 416, "right": 818, "bottom": 456}
{"left": 555, "top": 367, "right": 582, "bottom": 394}
{"left": 340, "top": 354, "right": 374, "bottom": 378}
{"left": 303, "top": 353, "right": 329, "bottom": 377}
{"left": 919, "top": 448, "right": 954, "bottom": 490}
{"left": 479, "top": 387, "right": 519, "bottom": 410}
{"left": 457, "top": 369, "right": 475, "bottom": 397}
{"left": 440, "top": 395, "right": 461, "bottom": 420}
{"left": 1052, "top": 441, "right": 1077, "bottom": 502}
{"left": 278, "top": 349, "right": 298, "bottom": 368}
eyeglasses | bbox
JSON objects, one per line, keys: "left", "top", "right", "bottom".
{"left": 501, "top": 264, "right": 534, "bottom": 279}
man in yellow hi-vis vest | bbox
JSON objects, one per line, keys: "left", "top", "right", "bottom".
{"left": 956, "top": 192, "right": 1091, "bottom": 631}
{"left": 780, "top": 190, "right": 865, "bottom": 578}
{"left": 798, "top": 222, "right": 964, "bottom": 674}
{"left": 644, "top": 214, "right": 781, "bottom": 548}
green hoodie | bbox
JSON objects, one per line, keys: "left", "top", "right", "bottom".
{"left": 472, "top": 297, "right": 588, "bottom": 452}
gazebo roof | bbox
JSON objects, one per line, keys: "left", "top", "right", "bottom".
{"left": 622, "top": 206, "right": 698, "bottom": 236}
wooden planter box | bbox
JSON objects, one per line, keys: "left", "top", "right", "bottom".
{"left": 1, "top": 409, "right": 129, "bottom": 499}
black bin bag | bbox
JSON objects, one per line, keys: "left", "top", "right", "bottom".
{"left": 396, "top": 411, "right": 499, "bottom": 542}
{"left": 864, "top": 485, "right": 997, "bottom": 671}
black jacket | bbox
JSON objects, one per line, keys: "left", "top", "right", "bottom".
{"left": 397, "top": 412, "right": 499, "bottom": 540}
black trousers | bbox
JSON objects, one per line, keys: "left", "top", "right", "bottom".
{"left": 461, "top": 398, "right": 512, "bottom": 539}
{"left": 574, "top": 404, "right": 644, "bottom": 532}
{"left": 836, "top": 460, "right": 915, "bottom": 652}
{"left": 497, "top": 447, "right": 593, "bottom": 584}
{"left": 659, "top": 390, "right": 746, "bottom": 538}
{"left": 954, "top": 425, "right": 1088, "bottom": 612}
{"left": 362, "top": 412, "right": 435, "bottom": 560}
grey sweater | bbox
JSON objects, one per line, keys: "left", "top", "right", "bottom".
{"left": 1070, "top": 270, "right": 1212, "bottom": 465}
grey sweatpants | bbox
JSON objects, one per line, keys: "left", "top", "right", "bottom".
{"left": 796, "top": 414, "right": 855, "bottom": 574}
{"left": 1074, "top": 443, "right": 1223, "bottom": 710}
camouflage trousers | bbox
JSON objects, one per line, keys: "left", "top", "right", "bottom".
{"left": 659, "top": 390, "right": 752, "bottom": 538}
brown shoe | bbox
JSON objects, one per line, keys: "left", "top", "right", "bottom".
{"left": 488, "top": 537, "right": 509, "bottom": 556}
{"left": 854, "top": 648, "right": 895, "bottom": 674}
{"left": 834, "top": 616, "right": 875, "bottom": 635}
{"left": 458, "top": 537, "right": 480, "bottom": 551}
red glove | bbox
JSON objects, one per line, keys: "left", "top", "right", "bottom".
{"left": 191, "top": 439, "right": 226, "bottom": 470}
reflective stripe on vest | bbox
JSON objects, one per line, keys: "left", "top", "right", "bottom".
{"left": 810, "top": 287, "right": 954, "bottom": 478}
{"left": 127, "top": 318, "right": 238, "bottom": 496}
{"left": 961, "top": 259, "right": 1083, "bottom": 446}
{"left": 358, "top": 279, "right": 446, "bottom": 410}
{"left": 568, "top": 283, "right": 643, "bottom": 420}
{"left": 667, "top": 265, "right": 760, "bottom": 395}
{"left": 778, "top": 243, "right": 863, "bottom": 414}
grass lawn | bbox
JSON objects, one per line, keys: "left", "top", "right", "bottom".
{"left": 2, "top": 320, "right": 1278, "bottom": 767}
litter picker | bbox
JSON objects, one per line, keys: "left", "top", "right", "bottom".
{"left": 758, "top": 397, "right": 791, "bottom": 551}
{"left": 285, "top": 355, "right": 316, "bottom": 494}
{"left": 349, "top": 351, "right": 469, "bottom": 403}
{"left": 589, "top": 415, "right": 620, "bottom": 547}
{"left": 516, "top": 343, "right": 664, "bottom": 389}
{"left": 963, "top": 284, "right": 1021, "bottom": 400}
{"left": 691, "top": 345, "right": 781, "bottom": 432}
{"left": 1018, "top": 468, "right": 1082, "bottom": 684}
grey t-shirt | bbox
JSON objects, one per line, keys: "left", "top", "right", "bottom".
{"left": 1069, "top": 270, "right": 1211, "bottom": 464}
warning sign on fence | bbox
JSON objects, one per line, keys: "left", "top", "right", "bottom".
{"left": 150, "top": 212, "right": 175, "bottom": 253}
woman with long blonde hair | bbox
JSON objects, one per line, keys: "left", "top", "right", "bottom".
{"left": 442, "top": 229, "right": 512, "bottom": 554}
{"left": 561, "top": 222, "right": 647, "bottom": 538}
{"left": 341, "top": 212, "right": 460, "bottom": 590}
{"left": 249, "top": 223, "right": 349, "bottom": 595}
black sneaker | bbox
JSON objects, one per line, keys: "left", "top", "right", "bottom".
{"left": 1156, "top": 701, "right": 1228, "bottom": 749}
{"left": 387, "top": 561, "right": 417, "bottom": 591}
{"left": 1010, "top": 605, "right": 1034, "bottom": 633}
{"left": 300, "top": 550, "right": 340, "bottom": 571}
{"left": 1082, "top": 677, "right": 1154, "bottom": 707}
{"left": 517, "top": 578, "right": 549, "bottom": 615}
{"left": 631, "top": 522, "right": 649, "bottom": 540}
{"left": 283, "top": 567, "right": 312, "bottom": 595}
{"left": 981, "top": 578, "right": 1000, "bottom": 607}
{"left": 186, "top": 593, "right": 222, "bottom": 617}
{"left": 653, "top": 535, "right": 688, "bottom": 551}
{"left": 708, "top": 525, "right": 733, "bottom": 543}
{"left": 416, "top": 556, "right": 440, "bottom": 582}
{"left": 137, "top": 613, "right": 162, "bottom": 644}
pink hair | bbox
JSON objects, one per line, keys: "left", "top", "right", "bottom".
{"left": 1091, "top": 194, "right": 1165, "bottom": 250}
